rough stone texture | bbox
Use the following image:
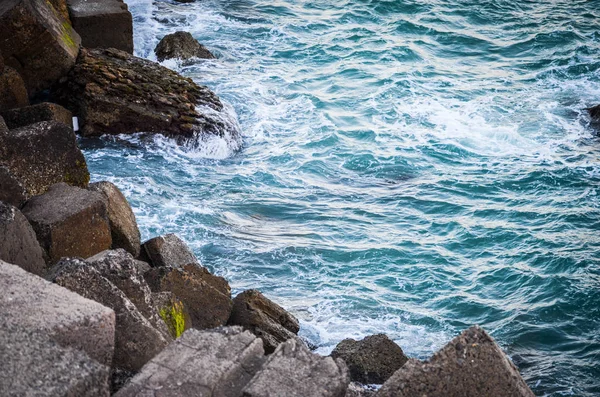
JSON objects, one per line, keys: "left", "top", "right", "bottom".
{"left": 0, "top": 165, "right": 27, "bottom": 208}
{"left": 144, "top": 263, "right": 233, "bottom": 330}
{"left": 0, "top": 0, "right": 81, "bottom": 97}
{"left": 0, "top": 114, "right": 6, "bottom": 131}
{"left": 228, "top": 289, "right": 300, "bottom": 354}
{"left": 51, "top": 47, "right": 232, "bottom": 139}
{"left": 0, "top": 259, "right": 115, "bottom": 367}
{"left": 49, "top": 0, "right": 70, "bottom": 21}
{"left": 0, "top": 121, "right": 90, "bottom": 199}
{"left": 67, "top": 0, "right": 133, "bottom": 53}
{"left": 376, "top": 326, "right": 535, "bottom": 397}
{"left": 243, "top": 338, "right": 350, "bottom": 397}
{"left": 0, "top": 201, "right": 46, "bottom": 276}
{"left": 345, "top": 383, "right": 376, "bottom": 397}
{"left": 155, "top": 31, "right": 216, "bottom": 62}
{"left": 21, "top": 183, "right": 111, "bottom": 264}
{"left": 142, "top": 233, "right": 197, "bottom": 268}
{"left": 331, "top": 334, "right": 408, "bottom": 384}
{"left": 115, "top": 327, "right": 265, "bottom": 397}
{"left": 588, "top": 104, "right": 600, "bottom": 122}
{"left": 0, "top": 65, "right": 29, "bottom": 111}
{"left": 49, "top": 257, "right": 170, "bottom": 372}
{"left": 1, "top": 102, "right": 73, "bottom": 129}
{"left": 152, "top": 291, "right": 193, "bottom": 338}
{"left": 89, "top": 181, "right": 141, "bottom": 257}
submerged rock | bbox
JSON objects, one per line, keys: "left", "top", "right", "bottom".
{"left": 588, "top": 104, "right": 600, "bottom": 122}
{"left": 155, "top": 31, "right": 216, "bottom": 62}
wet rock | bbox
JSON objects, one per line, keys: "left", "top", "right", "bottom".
{"left": 0, "top": 65, "right": 29, "bottom": 111}
{"left": 0, "top": 0, "right": 81, "bottom": 97}
{"left": 228, "top": 289, "right": 300, "bottom": 354}
{"left": 0, "top": 165, "right": 27, "bottom": 208}
{"left": 89, "top": 181, "right": 141, "bottom": 257}
{"left": 115, "top": 327, "right": 265, "bottom": 397}
{"left": 0, "top": 121, "right": 90, "bottom": 199}
{"left": 376, "top": 326, "right": 535, "bottom": 397}
{"left": 142, "top": 233, "right": 197, "bottom": 268}
{"left": 155, "top": 31, "right": 215, "bottom": 62}
{"left": 152, "top": 291, "right": 192, "bottom": 339}
{"left": 0, "top": 102, "right": 72, "bottom": 129}
{"left": 588, "top": 104, "right": 600, "bottom": 122}
{"left": 0, "top": 115, "right": 6, "bottom": 132}
{"left": 0, "top": 201, "right": 46, "bottom": 276}
{"left": 331, "top": 334, "right": 408, "bottom": 384}
{"left": 49, "top": 257, "right": 170, "bottom": 372}
{"left": 21, "top": 183, "right": 111, "bottom": 264}
{"left": 144, "top": 263, "right": 233, "bottom": 330}
{"left": 67, "top": 0, "right": 133, "bottom": 53}
{"left": 243, "top": 338, "right": 350, "bottom": 397}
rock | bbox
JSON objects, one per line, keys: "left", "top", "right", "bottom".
{"left": 0, "top": 102, "right": 73, "bottom": 129}
{"left": 345, "top": 383, "right": 376, "bottom": 397}
{"left": 152, "top": 291, "right": 192, "bottom": 339}
{"left": 243, "top": 338, "right": 350, "bottom": 397}
{"left": 155, "top": 31, "right": 215, "bottom": 62}
{"left": 0, "top": 65, "right": 29, "bottom": 111}
{"left": 144, "top": 263, "right": 233, "bottom": 330}
{"left": 49, "top": 0, "right": 70, "bottom": 21}
{"left": 89, "top": 181, "right": 141, "bottom": 257}
{"left": 0, "top": 121, "right": 90, "bottom": 199}
{"left": 49, "top": 257, "right": 170, "bottom": 372}
{"left": 376, "top": 326, "right": 535, "bottom": 397}
{"left": 51, "top": 47, "right": 237, "bottom": 140}
{"left": 142, "top": 233, "right": 197, "bottom": 268}
{"left": 114, "top": 327, "right": 265, "bottom": 397}
{"left": 0, "top": 115, "right": 6, "bottom": 132}
{"left": 67, "top": 0, "right": 133, "bottom": 53}
{"left": 588, "top": 104, "right": 600, "bottom": 122}
{"left": 0, "top": 259, "right": 115, "bottom": 367}
{"left": 331, "top": 334, "right": 408, "bottom": 384}
{"left": 0, "top": 165, "right": 27, "bottom": 208}
{"left": 21, "top": 183, "right": 111, "bottom": 264}
{"left": 0, "top": 201, "right": 46, "bottom": 276}
{"left": 228, "top": 289, "right": 300, "bottom": 354}
{"left": 0, "top": 0, "right": 81, "bottom": 97}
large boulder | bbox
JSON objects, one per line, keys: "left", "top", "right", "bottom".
{"left": 0, "top": 121, "right": 90, "bottom": 199}
{"left": 331, "top": 334, "right": 408, "bottom": 384}
{"left": 21, "top": 183, "right": 111, "bottom": 264}
{"left": 154, "top": 31, "right": 215, "bottom": 62}
{"left": 0, "top": 0, "right": 81, "bottom": 97}
{"left": 0, "top": 102, "right": 73, "bottom": 129}
{"left": 0, "top": 201, "right": 46, "bottom": 276}
{"left": 228, "top": 289, "right": 300, "bottom": 354}
{"left": 89, "top": 182, "right": 141, "bottom": 257}
{"left": 0, "top": 165, "right": 27, "bottom": 208}
{"left": 152, "top": 291, "right": 192, "bottom": 339}
{"left": 51, "top": 47, "right": 239, "bottom": 141}
{"left": 376, "top": 326, "right": 535, "bottom": 397}
{"left": 144, "top": 263, "right": 233, "bottom": 330}
{"left": 141, "top": 233, "right": 197, "bottom": 268}
{"left": 0, "top": 65, "right": 29, "bottom": 111}
{"left": 243, "top": 338, "right": 350, "bottom": 397}
{"left": 67, "top": 0, "right": 133, "bottom": 53}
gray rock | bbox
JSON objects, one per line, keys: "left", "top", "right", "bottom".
{"left": 0, "top": 121, "right": 90, "bottom": 199}
{"left": 67, "top": 0, "right": 133, "bottom": 53}
{"left": 345, "top": 383, "right": 376, "bottom": 397}
{"left": 155, "top": 31, "right": 215, "bottom": 62}
{"left": 142, "top": 233, "right": 197, "bottom": 268}
{"left": 0, "top": 201, "right": 46, "bottom": 275}
{"left": 89, "top": 181, "right": 141, "bottom": 257}
{"left": 22, "top": 183, "right": 111, "bottom": 264}
{"left": 376, "top": 326, "right": 535, "bottom": 397}
{"left": 49, "top": 257, "right": 170, "bottom": 372}
{"left": 331, "top": 334, "right": 408, "bottom": 384}
{"left": 115, "top": 327, "right": 265, "bottom": 397}
{"left": 243, "top": 338, "right": 350, "bottom": 397}
{"left": 0, "top": 102, "right": 73, "bottom": 129}
{"left": 0, "top": 114, "right": 7, "bottom": 131}
{"left": 0, "top": 65, "right": 29, "bottom": 111}
{"left": 0, "top": 165, "right": 27, "bottom": 208}
{"left": 228, "top": 289, "right": 300, "bottom": 354}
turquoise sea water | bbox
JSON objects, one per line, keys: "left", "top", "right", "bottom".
{"left": 82, "top": 0, "right": 600, "bottom": 394}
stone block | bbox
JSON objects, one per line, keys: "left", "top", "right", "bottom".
{"left": 1, "top": 102, "right": 73, "bottom": 129}
{"left": 0, "top": 65, "right": 29, "bottom": 111}
{"left": 142, "top": 233, "right": 197, "bottom": 268}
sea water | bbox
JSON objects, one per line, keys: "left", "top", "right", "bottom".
{"left": 82, "top": 0, "right": 600, "bottom": 394}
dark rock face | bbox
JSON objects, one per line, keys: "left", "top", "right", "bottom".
{"left": 142, "top": 233, "right": 197, "bottom": 268}
{"left": 588, "top": 104, "right": 600, "bottom": 122}
{"left": 89, "top": 182, "right": 141, "bottom": 257}
{"left": 0, "top": 0, "right": 81, "bottom": 97}
{"left": 51, "top": 47, "right": 235, "bottom": 140}
{"left": 145, "top": 263, "right": 233, "bottom": 330}
{"left": 155, "top": 31, "right": 215, "bottom": 62}
{"left": 0, "top": 201, "right": 46, "bottom": 276}
{"left": 0, "top": 165, "right": 27, "bottom": 208}
{"left": 0, "top": 121, "right": 90, "bottom": 199}
{"left": 376, "top": 326, "right": 535, "bottom": 397}
{"left": 0, "top": 102, "right": 72, "bottom": 130}
{"left": 243, "top": 338, "right": 350, "bottom": 397}
{"left": 0, "top": 65, "right": 29, "bottom": 111}
{"left": 228, "top": 289, "right": 300, "bottom": 354}
{"left": 331, "top": 334, "right": 408, "bottom": 384}
{"left": 152, "top": 291, "right": 192, "bottom": 339}
{"left": 21, "top": 183, "right": 111, "bottom": 264}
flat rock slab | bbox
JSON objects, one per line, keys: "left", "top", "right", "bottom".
{"left": 242, "top": 338, "right": 350, "bottom": 397}
{"left": 115, "top": 327, "right": 265, "bottom": 397}
{"left": 376, "top": 326, "right": 535, "bottom": 397}
{"left": 1, "top": 102, "right": 73, "bottom": 129}
{"left": 67, "top": 0, "right": 133, "bottom": 53}
{"left": 142, "top": 233, "right": 197, "bottom": 268}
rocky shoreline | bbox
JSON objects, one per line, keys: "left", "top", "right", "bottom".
{"left": 0, "top": 0, "right": 576, "bottom": 396}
